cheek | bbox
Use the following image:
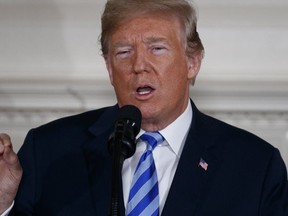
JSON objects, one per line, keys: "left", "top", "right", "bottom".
{"left": 109, "top": 66, "right": 124, "bottom": 85}
{"left": 110, "top": 60, "right": 133, "bottom": 79}
{"left": 164, "top": 59, "right": 189, "bottom": 82}
{"left": 110, "top": 68, "right": 134, "bottom": 98}
{"left": 162, "top": 66, "right": 190, "bottom": 96}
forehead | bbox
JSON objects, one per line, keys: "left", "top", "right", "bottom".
{"left": 109, "top": 14, "right": 183, "bottom": 45}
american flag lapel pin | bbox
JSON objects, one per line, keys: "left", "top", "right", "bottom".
{"left": 199, "top": 158, "right": 208, "bottom": 171}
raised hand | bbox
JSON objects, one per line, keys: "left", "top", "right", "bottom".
{"left": 0, "top": 133, "right": 23, "bottom": 214}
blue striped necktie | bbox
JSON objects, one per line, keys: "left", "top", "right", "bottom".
{"left": 127, "top": 131, "right": 164, "bottom": 216}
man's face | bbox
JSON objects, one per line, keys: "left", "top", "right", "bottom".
{"left": 105, "top": 14, "right": 201, "bottom": 131}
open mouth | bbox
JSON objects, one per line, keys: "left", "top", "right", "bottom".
{"left": 136, "top": 85, "right": 155, "bottom": 95}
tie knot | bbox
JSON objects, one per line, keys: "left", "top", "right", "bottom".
{"left": 140, "top": 131, "right": 164, "bottom": 151}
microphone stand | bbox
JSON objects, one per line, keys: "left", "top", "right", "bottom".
{"left": 108, "top": 121, "right": 137, "bottom": 216}
{"left": 109, "top": 137, "right": 125, "bottom": 216}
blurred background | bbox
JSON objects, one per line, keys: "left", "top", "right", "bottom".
{"left": 0, "top": 0, "right": 287, "bottom": 167}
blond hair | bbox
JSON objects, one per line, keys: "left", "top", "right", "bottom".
{"left": 100, "top": 0, "right": 204, "bottom": 58}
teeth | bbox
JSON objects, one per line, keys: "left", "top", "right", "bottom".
{"left": 138, "top": 90, "right": 151, "bottom": 95}
{"left": 136, "top": 85, "right": 154, "bottom": 95}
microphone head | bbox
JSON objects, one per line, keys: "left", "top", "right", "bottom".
{"left": 117, "top": 105, "right": 142, "bottom": 135}
{"left": 108, "top": 105, "right": 142, "bottom": 159}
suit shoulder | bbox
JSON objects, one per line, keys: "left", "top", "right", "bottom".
{"left": 196, "top": 111, "right": 275, "bottom": 153}
{"left": 19, "top": 105, "right": 118, "bottom": 154}
{"left": 33, "top": 106, "right": 115, "bottom": 133}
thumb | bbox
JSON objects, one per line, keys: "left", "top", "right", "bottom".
{"left": 0, "top": 133, "right": 22, "bottom": 172}
{"left": 0, "top": 143, "right": 4, "bottom": 154}
{"left": 0, "top": 133, "right": 12, "bottom": 155}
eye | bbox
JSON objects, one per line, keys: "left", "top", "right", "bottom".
{"left": 151, "top": 45, "right": 167, "bottom": 55}
{"left": 115, "top": 48, "right": 132, "bottom": 59}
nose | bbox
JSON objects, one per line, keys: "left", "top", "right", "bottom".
{"left": 132, "top": 48, "right": 150, "bottom": 74}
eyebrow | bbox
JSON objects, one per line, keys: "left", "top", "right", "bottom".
{"left": 112, "top": 41, "right": 131, "bottom": 50}
{"left": 143, "top": 36, "right": 169, "bottom": 45}
{"left": 112, "top": 36, "right": 169, "bottom": 49}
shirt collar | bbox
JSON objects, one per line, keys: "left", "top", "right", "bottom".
{"left": 138, "top": 101, "right": 192, "bottom": 157}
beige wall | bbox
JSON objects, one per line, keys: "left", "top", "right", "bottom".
{"left": 0, "top": 0, "right": 287, "bottom": 166}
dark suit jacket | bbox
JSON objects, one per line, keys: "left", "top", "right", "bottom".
{"left": 11, "top": 101, "right": 288, "bottom": 215}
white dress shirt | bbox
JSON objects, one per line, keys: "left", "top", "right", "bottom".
{"left": 122, "top": 101, "right": 192, "bottom": 214}
{"left": 0, "top": 201, "right": 13, "bottom": 216}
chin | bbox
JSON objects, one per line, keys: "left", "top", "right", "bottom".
{"left": 140, "top": 108, "right": 159, "bottom": 120}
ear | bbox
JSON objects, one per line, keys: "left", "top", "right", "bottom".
{"left": 187, "top": 52, "right": 202, "bottom": 81}
{"left": 104, "top": 56, "right": 114, "bottom": 86}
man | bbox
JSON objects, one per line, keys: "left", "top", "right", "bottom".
{"left": 0, "top": 0, "right": 287, "bottom": 215}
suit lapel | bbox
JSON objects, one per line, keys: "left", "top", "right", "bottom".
{"left": 82, "top": 105, "right": 126, "bottom": 216}
{"left": 162, "top": 101, "right": 221, "bottom": 215}
{"left": 75, "top": 101, "right": 221, "bottom": 215}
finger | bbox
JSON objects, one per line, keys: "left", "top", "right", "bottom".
{"left": 4, "top": 147, "right": 18, "bottom": 163}
{"left": 3, "top": 147, "right": 23, "bottom": 180}
{"left": 0, "top": 133, "right": 12, "bottom": 155}
{"left": 0, "top": 133, "right": 12, "bottom": 147}
{"left": 0, "top": 143, "right": 3, "bottom": 154}
{"left": 0, "top": 134, "right": 18, "bottom": 165}
{"left": 0, "top": 133, "right": 13, "bottom": 156}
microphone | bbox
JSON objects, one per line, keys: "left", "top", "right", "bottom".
{"left": 108, "top": 105, "right": 142, "bottom": 216}
{"left": 108, "top": 105, "right": 142, "bottom": 159}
